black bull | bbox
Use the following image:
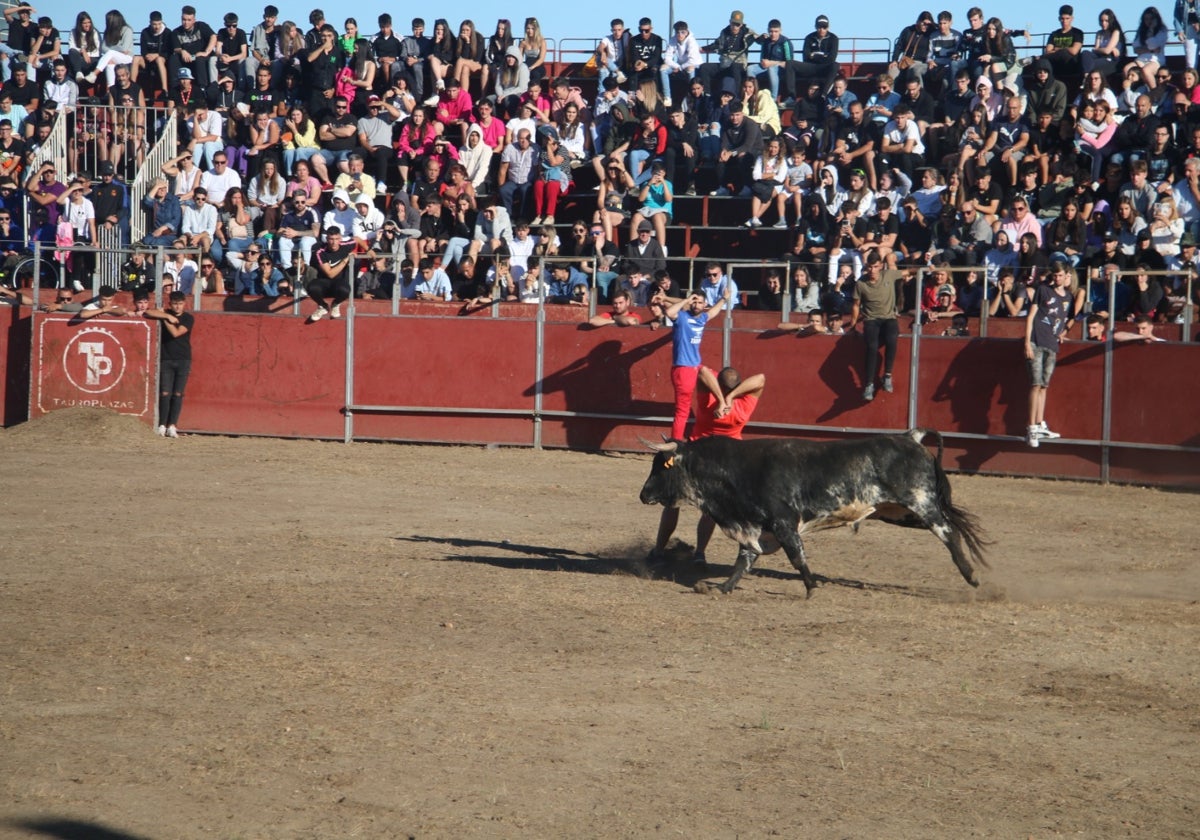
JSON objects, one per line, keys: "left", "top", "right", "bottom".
{"left": 639, "top": 430, "right": 989, "bottom": 596}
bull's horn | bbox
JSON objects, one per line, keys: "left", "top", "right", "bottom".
{"left": 638, "top": 436, "right": 679, "bottom": 453}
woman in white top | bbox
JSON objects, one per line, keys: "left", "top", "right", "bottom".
{"left": 89, "top": 10, "right": 134, "bottom": 86}
{"left": 67, "top": 12, "right": 102, "bottom": 82}
{"left": 1126, "top": 7, "right": 1169, "bottom": 90}
{"left": 745, "top": 136, "right": 789, "bottom": 228}
{"left": 459, "top": 124, "right": 493, "bottom": 190}
{"left": 1147, "top": 196, "right": 1184, "bottom": 257}
{"left": 162, "top": 151, "right": 203, "bottom": 204}
{"left": 246, "top": 158, "right": 286, "bottom": 229}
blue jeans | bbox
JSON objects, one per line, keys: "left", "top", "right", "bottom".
{"left": 284, "top": 146, "right": 320, "bottom": 176}
{"left": 442, "top": 236, "right": 470, "bottom": 268}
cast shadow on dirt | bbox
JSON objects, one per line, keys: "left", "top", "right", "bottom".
{"left": 397, "top": 535, "right": 943, "bottom": 598}
{"left": 3, "top": 818, "right": 153, "bottom": 840}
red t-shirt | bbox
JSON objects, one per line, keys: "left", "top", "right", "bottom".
{"left": 598, "top": 309, "right": 642, "bottom": 324}
{"left": 690, "top": 389, "right": 758, "bottom": 440}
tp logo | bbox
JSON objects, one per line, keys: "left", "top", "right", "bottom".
{"left": 63, "top": 327, "right": 127, "bottom": 394}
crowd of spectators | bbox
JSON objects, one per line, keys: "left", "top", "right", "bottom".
{"left": 0, "top": 3, "right": 1196, "bottom": 329}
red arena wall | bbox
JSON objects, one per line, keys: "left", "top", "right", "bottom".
{"left": 5, "top": 306, "right": 1198, "bottom": 488}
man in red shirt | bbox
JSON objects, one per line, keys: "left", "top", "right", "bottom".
{"left": 649, "top": 365, "right": 766, "bottom": 564}
{"left": 587, "top": 288, "right": 643, "bottom": 326}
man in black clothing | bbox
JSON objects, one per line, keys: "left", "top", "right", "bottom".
{"left": 215, "top": 13, "right": 248, "bottom": 88}
{"left": 1, "top": 62, "right": 38, "bottom": 110}
{"left": 373, "top": 14, "right": 402, "bottom": 88}
{"left": 146, "top": 291, "right": 194, "bottom": 439}
{"left": 713, "top": 103, "right": 763, "bottom": 196}
{"left": 627, "top": 18, "right": 664, "bottom": 94}
{"left": 91, "top": 161, "right": 127, "bottom": 245}
{"left": 307, "top": 226, "right": 354, "bottom": 322}
{"left": 789, "top": 15, "right": 840, "bottom": 95}
{"left": 170, "top": 6, "right": 218, "bottom": 89}
{"left": 664, "top": 108, "right": 699, "bottom": 195}
{"left": 136, "top": 11, "right": 173, "bottom": 94}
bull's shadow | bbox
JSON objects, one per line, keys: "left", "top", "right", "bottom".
{"left": 396, "top": 535, "right": 942, "bottom": 598}
{"left": 3, "top": 818, "right": 154, "bottom": 840}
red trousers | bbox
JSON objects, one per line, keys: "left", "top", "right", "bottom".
{"left": 670, "top": 364, "right": 700, "bottom": 440}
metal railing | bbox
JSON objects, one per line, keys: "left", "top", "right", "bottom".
{"left": 130, "top": 107, "right": 180, "bottom": 244}
{"left": 25, "top": 107, "right": 67, "bottom": 174}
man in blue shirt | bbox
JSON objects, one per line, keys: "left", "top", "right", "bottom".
{"left": 665, "top": 285, "right": 729, "bottom": 440}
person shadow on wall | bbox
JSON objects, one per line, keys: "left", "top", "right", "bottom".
{"left": 814, "top": 332, "right": 871, "bottom": 423}
{"left": 524, "top": 332, "right": 671, "bottom": 449}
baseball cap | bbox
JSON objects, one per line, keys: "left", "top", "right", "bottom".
{"left": 730, "top": 10, "right": 745, "bottom": 24}
{"left": 815, "top": 14, "right": 830, "bottom": 27}
{"left": 1103, "top": 230, "right": 1119, "bottom": 242}
{"left": 936, "top": 283, "right": 955, "bottom": 298}
{"left": 637, "top": 220, "right": 653, "bottom": 232}
{"left": 1181, "top": 232, "right": 1197, "bottom": 247}
{"left": 177, "top": 67, "right": 193, "bottom": 80}
{"left": 367, "top": 94, "right": 382, "bottom": 103}
{"left": 99, "top": 161, "right": 115, "bottom": 175}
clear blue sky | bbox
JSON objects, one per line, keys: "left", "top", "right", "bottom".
{"left": 65, "top": 2, "right": 1177, "bottom": 61}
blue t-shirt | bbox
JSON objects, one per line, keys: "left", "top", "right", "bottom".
{"left": 672, "top": 310, "right": 708, "bottom": 367}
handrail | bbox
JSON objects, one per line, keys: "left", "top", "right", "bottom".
{"left": 130, "top": 107, "right": 179, "bottom": 244}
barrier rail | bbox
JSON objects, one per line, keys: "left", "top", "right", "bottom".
{"left": 130, "top": 107, "right": 180, "bottom": 244}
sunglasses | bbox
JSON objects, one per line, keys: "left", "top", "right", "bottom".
{"left": 214, "top": 159, "right": 227, "bottom": 164}
{"left": 56, "top": 295, "right": 72, "bottom": 302}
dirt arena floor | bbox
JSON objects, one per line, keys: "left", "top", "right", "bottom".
{"left": 1, "top": 409, "right": 1198, "bottom": 840}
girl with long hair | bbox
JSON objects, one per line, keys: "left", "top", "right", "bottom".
{"left": 426, "top": 19, "right": 455, "bottom": 102}
{"left": 1126, "top": 6, "right": 1169, "bottom": 89}
{"left": 1082, "top": 9, "right": 1125, "bottom": 76}
{"left": 452, "top": 20, "right": 486, "bottom": 95}
{"left": 485, "top": 19, "right": 514, "bottom": 93}
{"left": 68, "top": 11, "right": 102, "bottom": 82}
{"left": 521, "top": 18, "right": 547, "bottom": 84}
{"left": 89, "top": 10, "right": 134, "bottom": 86}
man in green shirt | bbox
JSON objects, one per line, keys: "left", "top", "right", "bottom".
{"left": 849, "top": 250, "right": 899, "bottom": 401}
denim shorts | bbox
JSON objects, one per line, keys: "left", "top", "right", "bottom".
{"left": 1027, "top": 344, "right": 1057, "bottom": 388}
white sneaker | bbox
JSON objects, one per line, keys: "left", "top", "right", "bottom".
{"left": 744, "top": 217, "right": 762, "bottom": 228}
{"left": 1036, "top": 421, "right": 1061, "bottom": 440}
{"left": 615, "top": 71, "right": 627, "bottom": 84}
{"left": 530, "top": 215, "right": 543, "bottom": 225}
{"left": 663, "top": 97, "right": 673, "bottom": 108}
{"left": 72, "top": 280, "right": 85, "bottom": 292}
{"left": 543, "top": 215, "right": 554, "bottom": 225}
{"left": 1026, "top": 425, "right": 1040, "bottom": 448}
{"left": 84, "top": 71, "right": 98, "bottom": 84}
{"left": 308, "top": 306, "right": 328, "bottom": 322}
{"left": 156, "top": 424, "right": 167, "bottom": 437}
{"left": 166, "top": 425, "right": 179, "bottom": 438}
{"left": 436, "top": 78, "right": 445, "bottom": 90}
{"left": 423, "top": 95, "right": 439, "bottom": 107}
{"left": 330, "top": 304, "right": 342, "bottom": 319}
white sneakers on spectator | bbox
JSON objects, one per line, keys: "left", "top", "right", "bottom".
{"left": 166, "top": 425, "right": 178, "bottom": 438}
{"left": 744, "top": 217, "right": 762, "bottom": 228}
{"left": 156, "top": 424, "right": 167, "bottom": 437}
{"left": 309, "top": 306, "right": 328, "bottom": 323}
{"left": 1026, "top": 422, "right": 1060, "bottom": 447}
{"left": 663, "top": 97, "right": 672, "bottom": 108}
{"left": 883, "top": 374, "right": 894, "bottom": 393}
{"left": 531, "top": 215, "right": 543, "bottom": 225}
{"left": 423, "top": 95, "right": 439, "bottom": 107}
{"left": 330, "top": 304, "right": 342, "bottom": 319}
{"left": 615, "top": 71, "right": 627, "bottom": 84}
{"left": 1035, "top": 421, "right": 1060, "bottom": 439}
{"left": 543, "top": 215, "right": 554, "bottom": 225}
{"left": 72, "top": 280, "right": 84, "bottom": 292}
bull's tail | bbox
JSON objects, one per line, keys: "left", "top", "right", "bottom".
{"left": 915, "top": 427, "right": 991, "bottom": 571}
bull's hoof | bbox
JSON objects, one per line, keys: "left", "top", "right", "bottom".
{"left": 804, "top": 584, "right": 818, "bottom": 600}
